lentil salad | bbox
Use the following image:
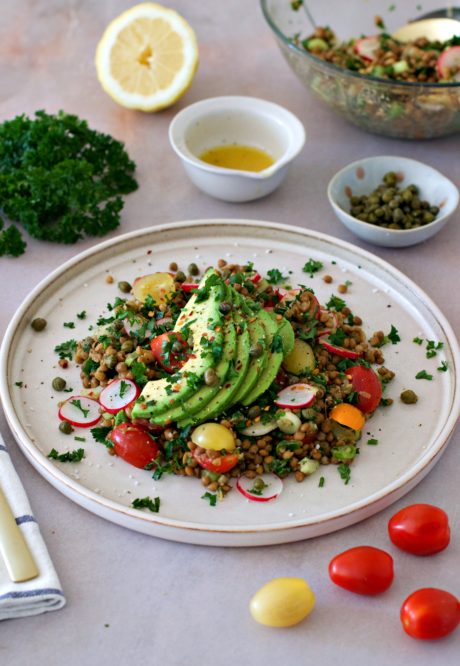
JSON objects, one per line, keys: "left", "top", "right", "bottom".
{"left": 54, "top": 260, "right": 396, "bottom": 502}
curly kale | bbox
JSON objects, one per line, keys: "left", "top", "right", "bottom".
{"left": 0, "top": 110, "right": 138, "bottom": 252}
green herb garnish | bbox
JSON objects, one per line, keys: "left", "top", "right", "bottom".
{"left": 367, "top": 438, "right": 379, "bottom": 446}
{"left": 69, "top": 399, "right": 90, "bottom": 418}
{"left": 132, "top": 496, "right": 160, "bottom": 513}
{"left": 48, "top": 447, "right": 85, "bottom": 462}
{"left": 90, "top": 426, "right": 113, "bottom": 447}
{"left": 318, "top": 476, "right": 325, "bottom": 488}
{"left": 302, "top": 259, "right": 323, "bottom": 276}
{"left": 63, "top": 321, "right": 75, "bottom": 329}
{"left": 437, "top": 360, "right": 448, "bottom": 372}
{"left": 201, "top": 492, "right": 217, "bottom": 506}
{"left": 413, "top": 336, "right": 423, "bottom": 345}
{"left": 0, "top": 110, "right": 138, "bottom": 254}
{"left": 326, "top": 295, "right": 347, "bottom": 311}
{"left": 0, "top": 220, "right": 26, "bottom": 257}
{"left": 337, "top": 463, "right": 351, "bottom": 485}
{"left": 76, "top": 310, "right": 87, "bottom": 320}
{"left": 266, "top": 268, "right": 287, "bottom": 284}
{"left": 54, "top": 339, "right": 77, "bottom": 360}
{"left": 415, "top": 370, "right": 433, "bottom": 380}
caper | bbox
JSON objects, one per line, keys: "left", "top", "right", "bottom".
{"left": 104, "top": 354, "right": 117, "bottom": 369}
{"left": 383, "top": 171, "right": 397, "bottom": 186}
{"left": 31, "top": 317, "right": 47, "bottom": 332}
{"left": 187, "top": 262, "right": 199, "bottom": 276}
{"left": 392, "top": 208, "right": 404, "bottom": 223}
{"left": 400, "top": 389, "right": 418, "bottom": 404}
{"left": 118, "top": 281, "right": 132, "bottom": 293}
{"left": 422, "top": 211, "right": 434, "bottom": 224}
{"left": 204, "top": 368, "right": 218, "bottom": 386}
{"left": 219, "top": 301, "right": 232, "bottom": 314}
{"left": 59, "top": 421, "right": 73, "bottom": 435}
{"left": 175, "top": 270, "right": 186, "bottom": 283}
{"left": 381, "top": 191, "right": 393, "bottom": 203}
{"left": 52, "top": 377, "right": 67, "bottom": 391}
{"left": 121, "top": 340, "right": 134, "bottom": 353}
{"left": 252, "top": 477, "right": 266, "bottom": 492}
{"left": 402, "top": 189, "right": 413, "bottom": 202}
{"left": 247, "top": 405, "right": 261, "bottom": 419}
{"left": 249, "top": 342, "right": 264, "bottom": 358}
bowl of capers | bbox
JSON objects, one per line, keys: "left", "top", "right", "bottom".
{"left": 327, "top": 156, "right": 459, "bottom": 247}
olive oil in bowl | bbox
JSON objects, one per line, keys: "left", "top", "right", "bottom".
{"left": 199, "top": 144, "right": 274, "bottom": 172}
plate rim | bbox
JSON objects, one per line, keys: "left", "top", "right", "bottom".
{"left": 1, "top": 218, "right": 459, "bottom": 541}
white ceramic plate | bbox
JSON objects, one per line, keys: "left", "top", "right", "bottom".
{"left": 1, "top": 220, "right": 459, "bottom": 546}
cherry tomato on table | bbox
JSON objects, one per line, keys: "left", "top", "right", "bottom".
{"left": 401, "top": 588, "right": 460, "bottom": 640}
{"left": 347, "top": 365, "right": 382, "bottom": 413}
{"left": 150, "top": 332, "right": 190, "bottom": 372}
{"left": 192, "top": 448, "right": 239, "bottom": 474}
{"left": 328, "top": 546, "right": 394, "bottom": 595}
{"left": 109, "top": 423, "right": 159, "bottom": 469}
{"left": 388, "top": 504, "right": 450, "bottom": 555}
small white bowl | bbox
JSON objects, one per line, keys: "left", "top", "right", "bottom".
{"left": 169, "top": 96, "right": 305, "bottom": 202}
{"left": 327, "top": 156, "right": 459, "bottom": 248}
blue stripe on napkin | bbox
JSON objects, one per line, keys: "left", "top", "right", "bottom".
{"left": 15, "top": 515, "right": 36, "bottom": 525}
{"left": 0, "top": 444, "right": 7, "bottom": 452}
{"left": 0, "top": 588, "right": 65, "bottom": 601}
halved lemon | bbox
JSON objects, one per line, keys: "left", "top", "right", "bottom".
{"left": 95, "top": 2, "right": 198, "bottom": 112}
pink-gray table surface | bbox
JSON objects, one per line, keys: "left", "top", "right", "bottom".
{"left": 0, "top": 1, "right": 459, "bottom": 664}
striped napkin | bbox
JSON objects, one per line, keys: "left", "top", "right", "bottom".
{"left": 0, "top": 430, "right": 66, "bottom": 620}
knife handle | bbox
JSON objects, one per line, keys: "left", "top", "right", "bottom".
{"left": 0, "top": 485, "right": 39, "bottom": 582}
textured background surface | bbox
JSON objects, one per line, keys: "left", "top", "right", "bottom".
{"left": 0, "top": 1, "right": 459, "bottom": 664}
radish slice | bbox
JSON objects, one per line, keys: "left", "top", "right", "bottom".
{"left": 319, "top": 308, "right": 339, "bottom": 329}
{"left": 180, "top": 283, "right": 199, "bottom": 293}
{"left": 319, "top": 335, "right": 362, "bottom": 359}
{"left": 240, "top": 421, "right": 278, "bottom": 437}
{"left": 236, "top": 473, "right": 283, "bottom": 502}
{"left": 274, "top": 383, "right": 318, "bottom": 409}
{"left": 123, "top": 314, "right": 147, "bottom": 337}
{"left": 99, "top": 378, "right": 140, "bottom": 414}
{"left": 437, "top": 46, "right": 460, "bottom": 81}
{"left": 354, "top": 35, "right": 380, "bottom": 61}
{"left": 59, "top": 396, "right": 101, "bottom": 427}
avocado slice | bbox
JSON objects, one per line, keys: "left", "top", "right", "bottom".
{"left": 240, "top": 308, "right": 292, "bottom": 406}
{"left": 131, "top": 271, "right": 226, "bottom": 420}
{"left": 152, "top": 284, "right": 237, "bottom": 425}
{"left": 231, "top": 303, "right": 269, "bottom": 405}
{"left": 177, "top": 290, "right": 251, "bottom": 426}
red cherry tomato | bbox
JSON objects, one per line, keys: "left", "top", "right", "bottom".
{"left": 347, "top": 365, "right": 382, "bottom": 413}
{"left": 109, "top": 423, "right": 159, "bottom": 469}
{"left": 401, "top": 588, "right": 460, "bottom": 640}
{"left": 192, "top": 448, "right": 239, "bottom": 474}
{"left": 329, "top": 546, "right": 394, "bottom": 595}
{"left": 150, "top": 332, "right": 190, "bottom": 372}
{"left": 388, "top": 504, "right": 450, "bottom": 556}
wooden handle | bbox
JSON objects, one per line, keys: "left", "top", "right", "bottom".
{"left": 0, "top": 485, "right": 39, "bottom": 582}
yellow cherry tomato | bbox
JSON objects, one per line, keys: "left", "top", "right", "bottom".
{"left": 283, "top": 339, "right": 316, "bottom": 375}
{"left": 132, "top": 272, "right": 175, "bottom": 305}
{"left": 249, "top": 577, "right": 316, "bottom": 627}
{"left": 191, "top": 423, "right": 236, "bottom": 452}
{"left": 330, "top": 403, "right": 365, "bottom": 431}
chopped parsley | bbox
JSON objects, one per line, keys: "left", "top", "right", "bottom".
{"left": 48, "top": 448, "right": 85, "bottom": 462}
{"left": 82, "top": 357, "right": 99, "bottom": 377}
{"left": 74, "top": 436, "right": 86, "bottom": 442}
{"left": 437, "top": 360, "right": 449, "bottom": 372}
{"left": 90, "top": 426, "right": 113, "bottom": 447}
{"left": 266, "top": 268, "right": 287, "bottom": 284}
{"left": 201, "top": 492, "right": 217, "bottom": 506}
{"left": 271, "top": 334, "right": 284, "bottom": 353}
{"left": 326, "top": 295, "right": 346, "bottom": 311}
{"left": 132, "top": 496, "right": 160, "bottom": 513}
{"left": 386, "top": 325, "right": 401, "bottom": 344}
{"left": 54, "top": 339, "right": 77, "bottom": 360}
{"left": 337, "top": 463, "right": 351, "bottom": 485}
{"left": 318, "top": 476, "right": 325, "bottom": 488}
{"left": 119, "top": 380, "right": 130, "bottom": 398}
{"left": 367, "top": 438, "right": 379, "bottom": 446}
{"left": 302, "top": 259, "right": 323, "bottom": 276}
{"left": 413, "top": 336, "right": 423, "bottom": 345}
{"left": 70, "top": 399, "right": 90, "bottom": 418}
{"left": 327, "top": 327, "right": 346, "bottom": 347}
{"left": 76, "top": 310, "right": 87, "bottom": 320}
{"left": 426, "top": 340, "right": 443, "bottom": 358}
{"left": 15, "top": 381, "right": 23, "bottom": 387}
{"left": 131, "top": 360, "right": 148, "bottom": 386}
{"left": 415, "top": 370, "right": 433, "bottom": 380}
{"left": 63, "top": 321, "right": 75, "bottom": 329}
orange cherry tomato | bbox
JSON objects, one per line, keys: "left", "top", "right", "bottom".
{"left": 330, "top": 403, "right": 365, "bottom": 431}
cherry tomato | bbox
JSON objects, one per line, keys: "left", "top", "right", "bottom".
{"left": 329, "top": 546, "right": 394, "bottom": 595}
{"left": 150, "top": 332, "right": 190, "bottom": 372}
{"left": 347, "top": 365, "right": 382, "bottom": 413}
{"left": 192, "top": 448, "right": 239, "bottom": 474}
{"left": 400, "top": 588, "right": 460, "bottom": 640}
{"left": 388, "top": 504, "right": 450, "bottom": 556}
{"left": 109, "top": 423, "right": 159, "bottom": 469}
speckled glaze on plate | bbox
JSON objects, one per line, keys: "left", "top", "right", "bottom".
{"left": 1, "top": 220, "right": 459, "bottom": 546}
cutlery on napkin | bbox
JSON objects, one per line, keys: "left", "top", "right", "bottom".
{"left": 0, "top": 429, "right": 66, "bottom": 620}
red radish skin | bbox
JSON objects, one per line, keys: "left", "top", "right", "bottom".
{"left": 99, "top": 379, "right": 140, "bottom": 414}
{"left": 180, "top": 283, "right": 199, "bottom": 292}
{"left": 319, "top": 335, "right": 362, "bottom": 359}
{"left": 236, "top": 473, "right": 283, "bottom": 502}
{"left": 354, "top": 36, "right": 380, "bottom": 61}
{"left": 274, "top": 383, "right": 318, "bottom": 409}
{"left": 59, "top": 396, "right": 101, "bottom": 427}
{"left": 437, "top": 46, "right": 460, "bottom": 81}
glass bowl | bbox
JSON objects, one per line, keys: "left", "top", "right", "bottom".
{"left": 261, "top": 0, "right": 460, "bottom": 139}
